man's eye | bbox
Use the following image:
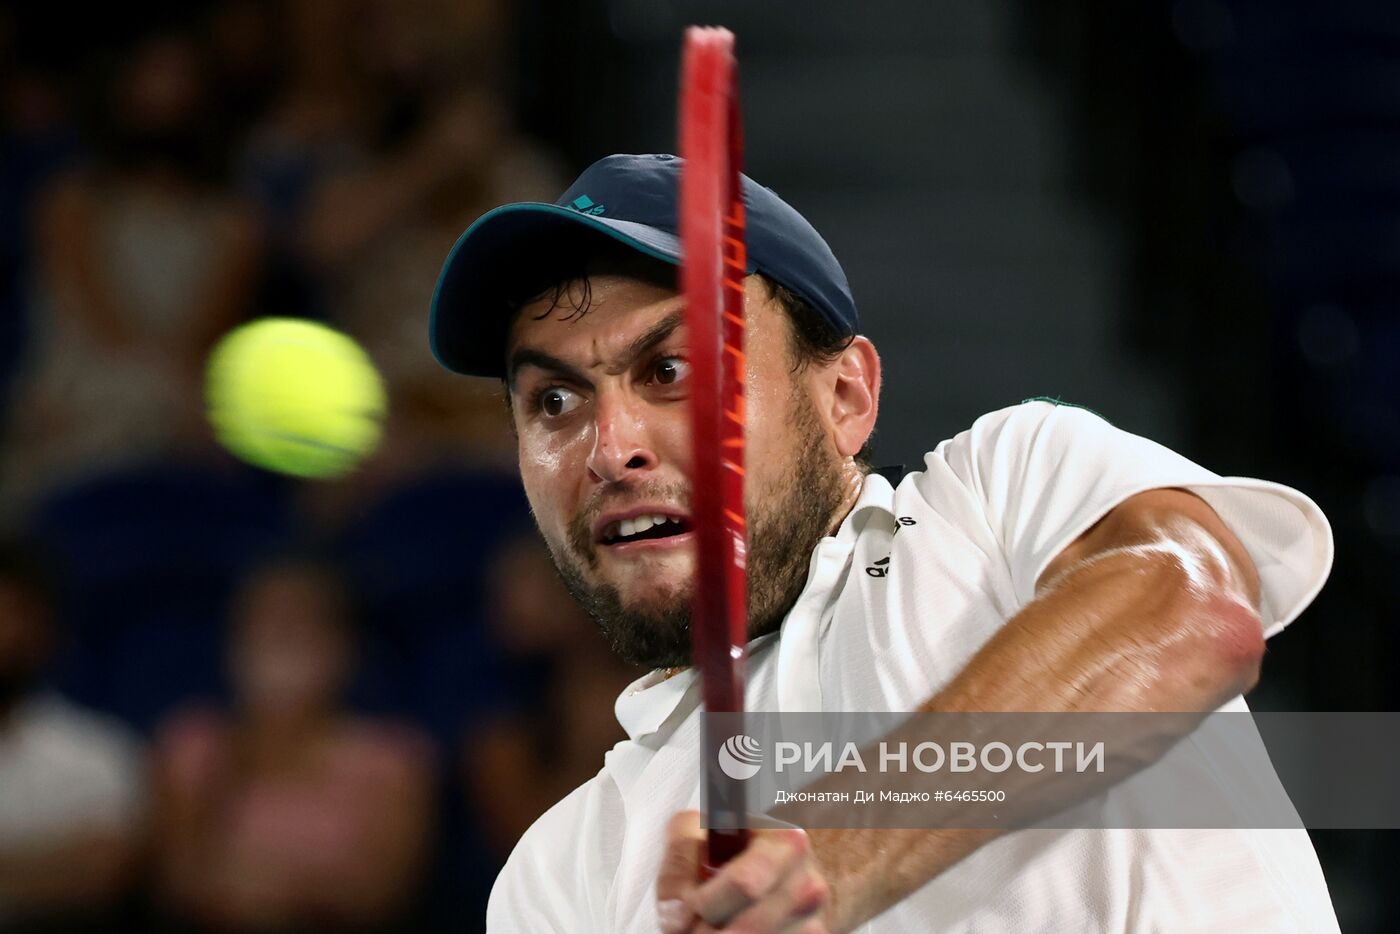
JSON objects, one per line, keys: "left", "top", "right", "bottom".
{"left": 535, "top": 386, "right": 583, "bottom": 418}
{"left": 651, "top": 356, "right": 689, "bottom": 386}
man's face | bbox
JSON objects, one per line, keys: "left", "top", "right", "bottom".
{"left": 506, "top": 272, "right": 854, "bottom": 668}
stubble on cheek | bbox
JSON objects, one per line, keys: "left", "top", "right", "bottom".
{"left": 565, "top": 507, "right": 599, "bottom": 572}
{"left": 518, "top": 435, "right": 599, "bottom": 573}
{"left": 560, "top": 478, "right": 694, "bottom": 572}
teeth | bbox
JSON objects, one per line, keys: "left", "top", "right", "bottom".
{"left": 619, "top": 516, "right": 656, "bottom": 538}
{"left": 605, "top": 514, "right": 686, "bottom": 543}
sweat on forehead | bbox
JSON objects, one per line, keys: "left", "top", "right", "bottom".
{"left": 511, "top": 241, "right": 677, "bottom": 327}
{"left": 507, "top": 310, "right": 687, "bottom": 397}
{"left": 499, "top": 240, "right": 678, "bottom": 374}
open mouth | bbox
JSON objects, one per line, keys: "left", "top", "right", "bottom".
{"left": 600, "top": 514, "right": 693, "bottom": 546}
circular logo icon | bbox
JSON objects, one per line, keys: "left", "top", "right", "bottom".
{"left": 718, "top": 734, "right": 763, "bottom": 781}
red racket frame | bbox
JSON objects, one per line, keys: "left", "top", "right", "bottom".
{"left": 680, "top": 25, "right": 750, "bottom": 871}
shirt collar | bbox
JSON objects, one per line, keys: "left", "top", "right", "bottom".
{"left": 614, "top": 665, "right": 696, "bottom": 742}
{"left": 613, "top": 471, "right": 899, "bottom": 739}
{"left": 774, "top": 471, "right": 896, "bottom": 710}
{"left": 828, "top": 469, "right": 898, "bottom": 545}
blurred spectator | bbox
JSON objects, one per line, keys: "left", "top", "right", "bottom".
{"left": 207, "top": 0, "right": 283, "bottom": 146}
{"left": 0, "top": 6, "right": 84, "bottom": 422}
{"left": 152, "top": 556, "right": 434, "bottom": 932}
{"left": 239, "top": 0, "right": 529, "bottom": 285}
{"left": 0, "top": 30, "right": 260, "bottom": 523}
{"left": 240, "top": 0, "right": 561, "bottom": 518}
{"left": 0, "top": 540, "right": 147, "bottom": 928}
{"left": 323, "top": 83, "right": 560, "bottom": 480}
{"left": 463, "top": 534, "right": 636, "bottom": 858}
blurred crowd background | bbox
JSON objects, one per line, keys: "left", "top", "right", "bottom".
{"left": 0, "top": 0, "right": 1395, "bottom": 931}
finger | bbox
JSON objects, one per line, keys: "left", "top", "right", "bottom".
{"left": 710, "top": 866, "right": 828, "bottom": 934}
{"left": 689, "top": 829, "right": 810, "bottom": 926}
{"left": 657, "top": 811, "right": 704, "bottom": 900}
{"left": 692, "top": 908, "right": 827, "bottom": 934}
{"left": 657, "top": 811, "right": 705, "bottom": 933}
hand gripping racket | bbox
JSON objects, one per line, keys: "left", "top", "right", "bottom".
{"left": 680, "top": 25, "right": 750, "bottom": 875}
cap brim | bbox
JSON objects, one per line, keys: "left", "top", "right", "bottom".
{"left": 429, "top": 203, "right": 682, "bottom": 378}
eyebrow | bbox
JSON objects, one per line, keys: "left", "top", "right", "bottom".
{"left": 507, "top": 309, "right": 685, "bottom": 391}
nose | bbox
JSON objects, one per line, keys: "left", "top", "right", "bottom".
{"left": 586, "top": 393, "right": 659, "bottom": 484}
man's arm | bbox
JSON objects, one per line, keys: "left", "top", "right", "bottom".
{"left": 927, "top": 485, "right": 1263, "bottom": 716}
{"left": 658, "top": 487, "right": 1266, "bottom": 934}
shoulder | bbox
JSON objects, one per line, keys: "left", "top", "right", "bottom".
{"left": 153, "top": 705, "right": 233, "bottom": 793}
{"left": 930, "top": 398, "right": 1114, "bottom": 459}
{"left": 500, "top": 772, "right": 614, "bottom": 871}
{"left": 488, "top": 772, "right": 621, "bottom": 931}
{"left": 919, "top": 398, "right": 1187, "bottom": 497}
{"left": 334, "top": 717, "right": 436, "bottom": 781}
{"left": 24, "top": 693, "right": 144, "bottom": 771}
{"left": 154, "top": 705, "right": 228, "bottom": 758}
{"left": 905, "top": 399, "right": 1119, "bottom": 506}
{"left": 10, "top": 695, "right": 147, "bottom": 815}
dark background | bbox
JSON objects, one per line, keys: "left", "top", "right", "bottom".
{"left": 0, "top": 0, "right": 1395, "bottom": 930}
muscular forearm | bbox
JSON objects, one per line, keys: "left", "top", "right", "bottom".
{"left": 928, "top": 531, "right": 1263, "bottom": 717}
{"left": 661, "top": 499, "right": 1269, "bottom": 933}
{"left": 812, "top": 525, "right": 1265, "bottom": 931}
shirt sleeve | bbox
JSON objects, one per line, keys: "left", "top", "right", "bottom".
{"left": 921, "top": 400, "right": 1333, "bottom": 636}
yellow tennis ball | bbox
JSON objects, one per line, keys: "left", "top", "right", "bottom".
{"left": 205, "top": 318, "right": 387, "bottom": 479}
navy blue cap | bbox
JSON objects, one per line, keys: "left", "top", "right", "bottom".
{"left": 429, "top": 153, "right": 858, "bottom": 378}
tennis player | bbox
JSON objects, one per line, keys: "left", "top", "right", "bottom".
{"left": 430, "top": 154, "right": 1341, "bottom": 932}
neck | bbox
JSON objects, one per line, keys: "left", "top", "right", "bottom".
{"left": 825, "top": 462, "right": 868, "bottom": 537}
{"left": 658, "top": 466, "right": 868, "bottom": 681}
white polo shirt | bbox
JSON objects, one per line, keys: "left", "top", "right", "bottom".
{"left": 486, "top": 400, "right": 1340, "bottom": 933}
{"left": 0, "top": 692, "right": 147, "bottom": 921}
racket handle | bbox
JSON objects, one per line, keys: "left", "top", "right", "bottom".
{"left": 701, "top": 828, "right": 750, "bottom": 879}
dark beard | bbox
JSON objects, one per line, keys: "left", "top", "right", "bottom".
{"left": 550, "top": 396, "right": 848, "bottom": 669}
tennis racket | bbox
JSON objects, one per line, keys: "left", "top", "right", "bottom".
{"left": 679, "top": 25, "right": 750, "bottom": 874}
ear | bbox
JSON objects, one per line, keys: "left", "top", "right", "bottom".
{"left": 824, "top": 336, "right": 880, "bottom": 459}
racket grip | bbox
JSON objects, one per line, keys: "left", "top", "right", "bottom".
{"left": 700, "top": 828, "right": 750, "bottom": 879}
